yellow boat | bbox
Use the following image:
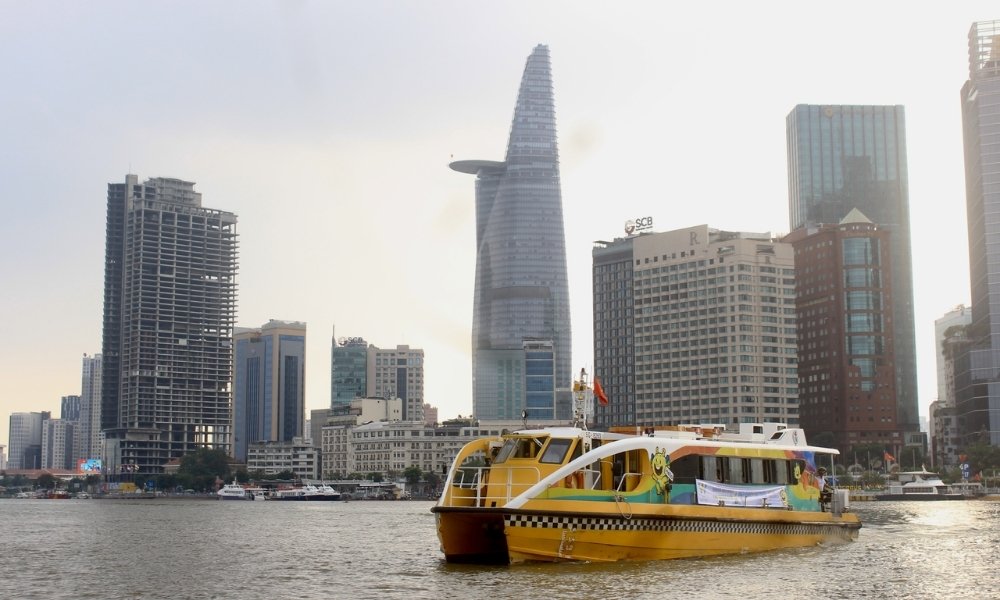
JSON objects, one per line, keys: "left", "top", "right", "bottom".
{"left": 432, "top": 398, "right": 860, "bottom": 564}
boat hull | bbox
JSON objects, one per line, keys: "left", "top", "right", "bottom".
{"left": 875, "top": 494, "right": 965, "bottom": 501}
{"left": 506, "top": 510, "right": 859, "bottom": 563}
{"left": 434, "top": 502, "right": 860, "bottom": 564}
{"left": 432, "top": 507, "right": 509, "bottom": 564}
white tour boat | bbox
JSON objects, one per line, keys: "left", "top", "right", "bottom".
{"left": 876, "top": 470, "right": 964, "bottom": 501}
{"left": 217, "top": 481, "right": 248, "bottom": 500}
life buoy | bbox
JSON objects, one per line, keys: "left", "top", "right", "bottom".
{"left": 565, "top": 472, "right": 584, "bottom": 489}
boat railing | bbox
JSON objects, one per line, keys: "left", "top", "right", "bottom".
{"left": 448, "top": 464, "right": 545, "bottom": 506}
{"left": 616, "top": 471, "right": 642, "bottom": 493}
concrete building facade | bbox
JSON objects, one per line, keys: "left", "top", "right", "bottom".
{"left": 41, "top": 419, "right": 75, "bottom": 470}
{"left": 785, "top": 210, "right": 901, "bottom": 455}
{"left": 930, "top": 306, "right": 972, "bottom": 466}
{"left": 592, "top": 225, "right": 799, "bottom": 429}
{"left": 246, "top": 437, "right": 318, "bottom": 480}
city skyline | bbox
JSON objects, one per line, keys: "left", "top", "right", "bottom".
{"left": 1, "top": 3, "right": 996, "bottom": 449}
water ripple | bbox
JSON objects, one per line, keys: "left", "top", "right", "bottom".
{"left": 3, "top": 499, "right": 1000, "bottom": 599}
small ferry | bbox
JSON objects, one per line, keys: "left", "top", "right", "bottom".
{"left": 246, "top": 487, "right": 269, "bottom": 501}
{"left": 273, "top": 484, "right": 341, "bottom": 501}
{"left": 217, "top": 481, "right": 248, "bottom": 500}
{"left": 317, "top": 484, "right": 343, "bottom": 501}
{"left": 876, "top": 470, "right": 965, "bottom": 501}
{"left": 432, "top": 371, "right": 861, "bottom": 564}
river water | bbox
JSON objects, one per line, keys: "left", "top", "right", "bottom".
{"left": 3, "top": 498, "right": 999, "bottom": 599}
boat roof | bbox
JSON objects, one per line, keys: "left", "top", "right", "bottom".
{"left": 504, "top": 423, "right": 838, "bottom": 454}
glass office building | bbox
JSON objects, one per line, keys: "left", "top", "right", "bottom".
{"left": 786, "top": 104, "right": 919, "bottom": 434}
{"left": 233, "top": 321, "right": 306, "bottom": 463}
{"left": 451, "top": 45, "right": 572, "bottom": 420}
{"left": 331, "top": 337, "right": 369, "bottom": 409}
{"left": 957, "top": 21, "right": 1000, "bottom": 445}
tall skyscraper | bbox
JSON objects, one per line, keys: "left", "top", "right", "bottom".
{"left": 451, "top": 44, "right": 572, "bottom": 420}
{"left": 786, "top": 104, "right": 918, "bottom": 435}
{"left": 232, "top": 320, "right": 306, "bottom": 463}
{"left": 957, "top": 20, "right": 1000, "bottom": 446}
{"left": 785, "top": 210, "right": 900, "bottom": 454}
{"left": 78, "top": 353, "right": 103, "bottom": 461}
{"left": 100, "top": 175, "right": 238, "bottom": 473}
{"left": 592, "top": 225, "right": 799, "bottom": 429}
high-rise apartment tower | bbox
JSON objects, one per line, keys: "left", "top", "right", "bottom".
{"left": 78, "top": 353, "right": 102, "bottom": 462}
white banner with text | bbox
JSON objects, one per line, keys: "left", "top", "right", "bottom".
{"left": 695, "top": 479, "right": 786, "bottom": 507}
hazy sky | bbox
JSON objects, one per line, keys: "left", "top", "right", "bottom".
{"left": 1, "top": 2, "right": 996, "bottom": 450}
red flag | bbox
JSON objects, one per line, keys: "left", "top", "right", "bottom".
{"left": 884, "top": 451, "right": 895, "bottom": 463}
{"left": 594, "top": 375, "right": 608, "bottom": 406}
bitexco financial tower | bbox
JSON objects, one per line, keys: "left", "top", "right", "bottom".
{"left": 451, "top": 44, "right": 572, "bottom": 422}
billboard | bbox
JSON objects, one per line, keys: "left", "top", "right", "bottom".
{"left": 78, "top": 458, "right": 103, "bottom": 474}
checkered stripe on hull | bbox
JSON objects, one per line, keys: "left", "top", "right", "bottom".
{"left": 505, "top": 513, "right": 854, "bottom": 538}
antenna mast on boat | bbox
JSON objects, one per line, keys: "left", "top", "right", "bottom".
{"left": 572, "top": 368, "right": 591, "bottom": 430}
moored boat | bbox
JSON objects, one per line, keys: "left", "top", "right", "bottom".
{"left": 317, "top": 484, "right": 343, "bottom": 501}
{"left": 273, "top": 487, "right": 307, "bottom": 501}
{"left": 217, "top": 481, "right": 249, "bottom": 500}
{"left": 246, "top": 487, "right": 269, "bottom": 501}
{"left": 875, "top": 470, "right": 965, "bottom": 501}
{"left": 272, "top": 484, "right": 341, "bottom": 501}
{"left": 432, "top": 372, "right": 861, "bottom": 564}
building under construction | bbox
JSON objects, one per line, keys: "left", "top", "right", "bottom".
{"left": 101, "top": 175, "right": 238, "bottom": 473}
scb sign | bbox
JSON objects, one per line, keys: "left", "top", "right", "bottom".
{"left": 625, "top": 216, "right": 653, "bottom": 235}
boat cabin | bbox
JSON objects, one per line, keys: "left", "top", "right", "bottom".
{"left": 441, "top": 423, "right": 838, "bottom": 513}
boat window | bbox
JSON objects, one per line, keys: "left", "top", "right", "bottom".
{"left": 672, "top": 455, "right": 700, "bottom": 484}
{"left": 765, "top": 460, "right": 789, "bottom": 484}
{"left": 612, "top": 453, "right": 626, "bottom": 489}
{"left": 725, "top": 457, "right": 746, "bottom": 483}
{"left": 539, "top": 438, "right": 573, "bottom": 464}
{"left": 496, "top": 436, "right": 544, "bottom": 460}
{"left": 454, "top": 450, "right": 488, "bottom": 487}
{"left": 701, "top": 456, "right": 721, "bottom": 482}
{"left": 493, "top": 440, "right": 518, "bottom": 464}
{"left": 750, "top": 459, "right": 765, "bottom": 484}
